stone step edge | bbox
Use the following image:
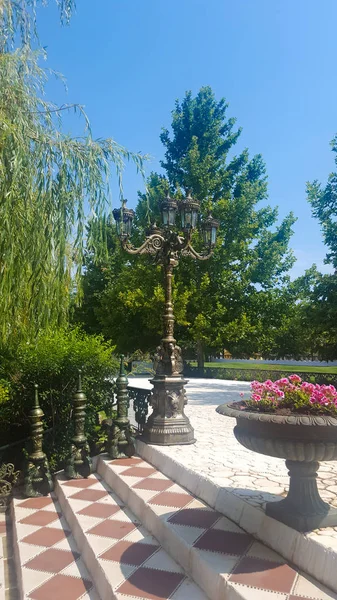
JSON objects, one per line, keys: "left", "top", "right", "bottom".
{"left": 9, "top": 502, "right": 23, "bottom": 600}
{"left": 135, "top": 439, "right": 337, "bottom": 595}
{"left": 55, "top": 473, "right": 210, "bottom": 600}
{"left": 0, "top": 513, "right": 5, "bottom": 600}
{"left": 98, "top": 456, "right": 256, "bottom": 600}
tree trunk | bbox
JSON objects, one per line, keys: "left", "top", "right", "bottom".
{"left": 197, "top": 340, "right": 204, "bottom": 371}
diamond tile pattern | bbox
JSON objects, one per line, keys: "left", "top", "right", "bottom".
{"left": 99, "top": 455, "right": 337, "bottom": 600}
{"left": 19, "top": 510, "right": 61, "bottom": 527}
{"left": 230, "top": 557, "right": 298, "bottom": 593}
{"left": 100, "top": 540, "right": 158, "bottom": 565}
{"left": 12, "top": 459, "right": 337, "bottom": 600}
{"left": 13, "top": 495, "right": 98, "bottom": 600}
{"left": 24, "top": 548, "right": 80, "bottom": 573}
{"left": 117, "top": 566, "right": 185, "bottom": 599}
{"left": 29, "top": 573, "right": 93, "bottom": 600}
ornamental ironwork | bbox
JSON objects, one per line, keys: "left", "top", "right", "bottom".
{"left": 0, "top": 462, "right": 20, "bottom": 511}
{"left": 24, "top": 385, "right": 53, "bottom": 498}
{"left": 128, "top": 386, "right": 151, "bottom": 433}
{"left": 108, "top": 356, "right": 136, "bottom": 459}
{"left": 65, "top": 370, "right": 92, "bottom": 479}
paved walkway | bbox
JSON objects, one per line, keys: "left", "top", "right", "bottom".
{"left": 129, "top": 377, "right": 337, "bottom": 551}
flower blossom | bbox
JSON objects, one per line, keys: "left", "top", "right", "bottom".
{"left": 247, "top": 374, "right": 337, "bottom": 414}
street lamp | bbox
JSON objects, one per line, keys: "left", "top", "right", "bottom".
{"left": 113, "top": 193, "right": 219, "bottom": 445}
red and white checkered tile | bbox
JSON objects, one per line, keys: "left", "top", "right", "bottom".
{"left": 13, "top": 494, "right": 99, "bottom": 599}
{"left": 55, "top": 469, "right": 209, "bottom": 599}
{"left": 12, "top": 455, "right": 337, "bottom": 600}
{"left": 96, "top": 455, "right": 337, "bottom": 600}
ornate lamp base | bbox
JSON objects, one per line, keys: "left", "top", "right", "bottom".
{"left": 64, "top": 442, "right": 92, "bottom": 480}
{"left": 266, "top": 460, "right": 337, "bottom": 532}
{"left": 108, "top": 420, "right": 136, "bottom": 459}
{"left": 24, "top": 456, "right": 54, "bottom": 498}
{"left": 141, "top": 375, "right": 195, "bottom": 446}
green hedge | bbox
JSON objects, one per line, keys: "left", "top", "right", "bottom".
{"left": 184, "top": 365, "right": 337, "bottom": 386}
{"left": 0, "top": 327, "right": 119, "bottom": 471}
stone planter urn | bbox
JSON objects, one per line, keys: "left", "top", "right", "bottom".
{"left": 216, "top": 403, "right": 337, "bottom": 532}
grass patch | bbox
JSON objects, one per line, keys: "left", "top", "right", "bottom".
{"left": 188, "top": 362, "right": 337, "bottom": 374}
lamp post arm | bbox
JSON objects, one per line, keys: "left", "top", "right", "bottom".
{"left": 180, "top": 241, "right": 213, "bottom": 261}
{"left": 121, "top": 234, "right": 165, "bottom": 256}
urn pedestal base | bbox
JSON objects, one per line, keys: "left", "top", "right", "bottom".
{"left": 266, "top": 460, "right": 337, "bottom": 532}
{"left": 142, "top": 375, "right": 195, "bottom": 446}
{"left": 216, "top": 403, "right": 337, "bottom": 533}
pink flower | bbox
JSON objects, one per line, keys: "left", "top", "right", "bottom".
{"left": 289, "top": 374, "right": 302, "bottom": 384}
{"left": 251, "top": 393, "right": 261, "bottom": 402}
{"left": 301, "top": 382, "right": 315, "bottom": 394}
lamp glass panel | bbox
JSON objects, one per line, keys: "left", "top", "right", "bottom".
{"left": 162, "top": 209, "right": 169, "bottom": 226}
{"left": 211, "top": 226, "right": 217, "bottom": 245}
{"left": 184, "top": 209, "right": 192, "bottom": 227}
{"left": 168, "top": 208, "right": 176, "bottom": 226}
{"left": 203, "top": 227, "right": 210, "bottom": 245}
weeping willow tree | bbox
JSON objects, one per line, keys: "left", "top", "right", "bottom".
{"left": 0, "top": 0, "right": 75, "bottom": 50}
{"left": 0, "top": 1, "right": 147, "bottom": 344}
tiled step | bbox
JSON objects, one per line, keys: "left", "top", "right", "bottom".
{"left": 97, "top": 454, "right": 337, "bottom": 600}
{"left": 55, "top": 470, "right": 209, "bottom": 600}
{"left": 12, "top": 494, "right": 100, "bottom": 599}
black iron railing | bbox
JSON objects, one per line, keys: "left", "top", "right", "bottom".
{"left": 128, "top": 386, "right": 151, "bottom": 433}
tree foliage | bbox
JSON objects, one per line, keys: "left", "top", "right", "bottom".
{"left": 302, "top": 140, "right": 337, "bottom": 360}
{"left": 307, "top": 136, "right": 337, "bottom": 270}
{"left": 0, "top": 0, "right": 76, "bottom": 50}
{"left": 0, "top": 3, "right": 146, "bottom": 345}
{"left": 78, "top": 88, "right": 297, "bottom": 363}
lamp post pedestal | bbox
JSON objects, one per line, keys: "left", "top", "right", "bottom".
{"left": 142, "top": 258, "right": 195, "bottom": 446}
{"left": 143, "top": 373, "right": 195, "bottom": 445}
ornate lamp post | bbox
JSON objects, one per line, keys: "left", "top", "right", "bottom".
{"left": 113, "top": 194, "right": 219, "bottom": 445}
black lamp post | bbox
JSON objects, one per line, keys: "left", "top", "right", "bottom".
{"left": 113, "top": 194, "right": 219, "bottom": 445}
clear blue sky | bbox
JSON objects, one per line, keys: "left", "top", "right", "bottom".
{"left": 38, "top": 0, "right": 337, "bottom": 278}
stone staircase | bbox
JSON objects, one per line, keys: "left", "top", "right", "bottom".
{"left": 7, "top": 454, "right": 337, "bottom": 600}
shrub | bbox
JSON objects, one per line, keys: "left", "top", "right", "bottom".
{"left": 0, "top": 327, "right": 119, "bottom": 470}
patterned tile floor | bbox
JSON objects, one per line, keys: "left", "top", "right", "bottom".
{"left": 98, "top": 456, "right": 337, "bottom": 600}
{"left": 55, "top": 465, "right": 208, "bottom": 600}
{"left": 10, "top": 454, "right": 337, "bottom": 600}
{"left": 14, "top": 469, "right": 207, "bottom": 600}
{"left": 13, "top": 495, "right": 99, "bottom": 600}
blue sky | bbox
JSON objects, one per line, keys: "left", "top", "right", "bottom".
{"left": 38, "top": 0, "right": 337, "bottom": 278}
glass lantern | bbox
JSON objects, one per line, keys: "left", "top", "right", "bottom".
{"left": 113, "top": 199, "right": 135, "bottom": 239}
{"left": 160, "top": 194, "right": 178, "bottom": 227}
{"left": 179, "top": 192, "right": 200, "bottom": 231}
{"left": 202, "top": 213, "right": 219, "bottom": 247}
